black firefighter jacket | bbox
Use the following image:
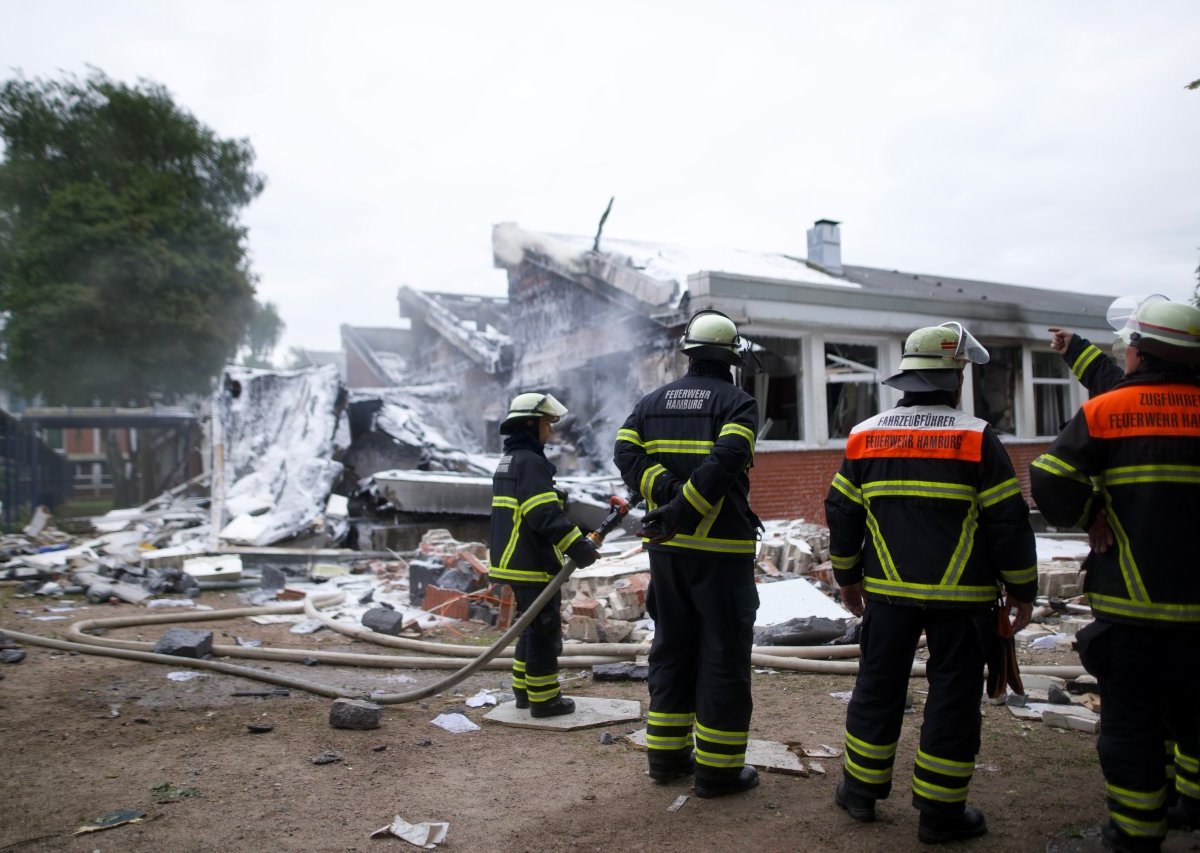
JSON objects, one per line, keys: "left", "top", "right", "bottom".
{"left": 1030, "top": 372, "right": 1200, "bottom": 627}
{"left": 1061, "top": 335, "right": 1123, "bottom": 396}
{"left": 614, "top": 361, "right": 760, "bottom": 556}
{"left": 487, "top": 431, "right": 591, "bottom": 586}
{"left": 825, "top": 398, "right": 1038, "bottom": 608}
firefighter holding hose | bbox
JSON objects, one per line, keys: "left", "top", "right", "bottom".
{"left": 487, "top": 392, "right": 598, "bottom": 718}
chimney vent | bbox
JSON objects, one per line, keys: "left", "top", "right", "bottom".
{"left": 807, "top": 219, "right": 842, "bottom": 274}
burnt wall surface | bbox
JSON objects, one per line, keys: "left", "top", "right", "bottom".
{"left": 750, "top": 441, "right": 1050, "bottom": 524}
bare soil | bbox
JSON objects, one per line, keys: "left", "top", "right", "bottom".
{"left": 1, "top": 592, "right": 1197, "bottom": 853}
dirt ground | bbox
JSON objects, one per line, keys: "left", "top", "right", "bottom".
{"left": 1, "top": 591, "right": 1198, "bottom": 853}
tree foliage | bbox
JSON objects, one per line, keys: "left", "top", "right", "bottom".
{"left": 0, "top": 70, "right": 268, "bottom": 404}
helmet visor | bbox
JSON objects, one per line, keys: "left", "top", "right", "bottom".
{"left": 1107, "top": 294, "right": 1169, "bottom": 337}
{"left": 938, "top": 322, "right": 990, "bottom": 365}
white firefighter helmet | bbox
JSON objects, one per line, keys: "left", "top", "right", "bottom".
{"left": 883, "top": 322, "right": 989, "bottom": 392}
{"left": 680, "top": 309, "right": 742, "bottom": 366}
{"left": 1108, "top": 295, "right": 1200, "bottom": 366}
{"left": 500, "top": 392, "right": 568, "bottom": 434}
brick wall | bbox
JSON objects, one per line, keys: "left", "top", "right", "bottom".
{"left": 749, "top": 440, "right": 1052, "bottom": 524}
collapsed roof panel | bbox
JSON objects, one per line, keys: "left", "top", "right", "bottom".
{"left": 398, "top": 287, "right": 512, "bottom": 374}
{"left": 216, "top": 365, "right": 344, "bottom": 546}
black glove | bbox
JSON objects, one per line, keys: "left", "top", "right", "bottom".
{"left": 565, "top": 538, "right": 599, "bottom": 569}
{"left": 636, "top": 498, "right": 696, "bottom": 545}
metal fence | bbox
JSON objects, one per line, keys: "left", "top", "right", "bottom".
{"left": 0, "top": 410, "right": 72, "bottom": 531}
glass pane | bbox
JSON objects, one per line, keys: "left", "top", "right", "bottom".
{"left": 1035, "top": 383, "right": 1069, "bottom": 435}
{"left": 1032, "top": 351, "right": 1068, "bottom": 379}
{"left": 826, "top": 343, "right": 879, "bottom": 438}
{"left": 973, "top": 346, "right": 1018, "bottom": 434}
{"left": 741, "top": 337, "right": 803, "bottom": 440}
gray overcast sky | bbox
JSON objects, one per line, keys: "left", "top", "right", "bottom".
{"left": 3, "top": 1, "right": 1198, "bottom": 354}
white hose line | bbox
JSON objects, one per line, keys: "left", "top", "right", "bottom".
{"left": 3, "top": 627, "right": 357, "bottom": 698}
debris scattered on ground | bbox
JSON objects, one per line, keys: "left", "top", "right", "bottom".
{"left": 431, "top": 713, "right": 480, "bottom": 734}
{"left": 247, "top": 723, "right": 274, "bottom": 733}
{"left": 151, "top": 781, "right": 200, "bottom": 802}
{"left": 667, "top": 795, "right": 689, "bottom": 813}
{"left": 166, "top": 671, "right": 208, "bottom": 682}
{"left": 72, "top": 809, "right": 147, "bottom": 835}
{"left": 329, "top": 698, "right": 382, "bottom": 730}
{"left": 464, "top": 689, "right": 498, "bottom": 708}
{"left": 310, "top": 749, "right": 344, "bottom": 765}
{"left": 370, "top": 814, "right": 449, "bottom": 848}
{"left": 153, "top": 628, "right": 214, "bottom": 658}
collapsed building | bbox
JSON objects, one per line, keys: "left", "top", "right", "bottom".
{"left": 369, "top": 218, "right": 1114, "bottom": 523}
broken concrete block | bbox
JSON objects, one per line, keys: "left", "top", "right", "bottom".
{"left": 152, "top": 628, "right": 213, "bottom": 659}
{"left": 329, "top": 698, "right": 382, "bottom": 730}
{"left": 362, "top": 607, "right": 405, "bottom": 636}
{"left": 592, "top": 662, "right": 649, "bottom": 682}
{"left": 1047, "top": 683, "right": 1074, "bottom": 705}
{"left": 1038, "top": 564, "right": 1083, "bottom": 598}
{"left": 86, "top": 582, "right": 115, "bottom": 604}
{"left": 600, "top": 619, "right": 634, "bottom": 643}
{"left": 1042, "top": 708, "right": 1100, "bottom": 734}
{"left": 1021, "top": 674, "right": 1066, "bottom": 692}
{"left": 1005, "top": 693, "right": 1028, "bottom": 708}
{"left": 1, "top": 649, "right": 26, "bottom": 664}
{"left": 566, "top": 615, "right": 600, "bottom": 642}
{"left": 260, "top": 565, "right": 287, "bottom": 591}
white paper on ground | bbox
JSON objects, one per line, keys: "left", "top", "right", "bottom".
{"left": 464, "top": 690, "right": 497, "bottom": 708}
{"left": 370, "top": 815, "right": 449, "bottom": 848}
{"left": 166, "top": 671, "right": 207, "bottom": 682}
{"left": 430, "top": 713, "right": 480, "bottom": 734}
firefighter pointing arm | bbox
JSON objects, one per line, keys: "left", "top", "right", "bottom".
{"left": 1032, "top": 298, "right": 1200, "bottom": 849}
{"left": 486, "top": 392, "right": 597, "bottom": 719}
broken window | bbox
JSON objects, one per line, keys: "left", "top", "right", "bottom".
{"left": 973, "top": 345, "right": 1018, "bottom": 434}
{"left": 742, "top": 337, "right": 803, "bottom": 440}
{"left": 826, "top": 342, "right": 878, "bottom": 439}
{"left": 1032, "top": 350, "right": 1071, "bottom": 435}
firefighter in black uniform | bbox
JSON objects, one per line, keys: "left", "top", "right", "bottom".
{"left": 826, "top": 322, "right": 1037, "bottom": 845}
{"left": 1031, "top": 298, "right": 1200, "bottom": 853}
{"left": 614, "top": 309, "right": 761, "bottom": 798}
{"left": 488, "top": 392, "right": 598, "bottom": 718}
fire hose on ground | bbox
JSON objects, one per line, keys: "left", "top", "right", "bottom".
{"left": 1, "top": 496, "right": 1087, "bottom": 699}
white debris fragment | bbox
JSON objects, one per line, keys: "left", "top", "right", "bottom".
{"left": 464, "top": 690, "right": 498, "bottom": 708}
{"left": 370, "top": 815, "right": 449, "bottom": 848}
{"left": 1028, "top": 633, "right": 1071, "bottom": 650}
{"left": 829, "top": 691, "right": 854, "bottom": 704}
{"left": 147, "top": 598, "right": 197, "bottom": 609}
{"left": 667, "top": 795, "right": 689, "bottom": 812}
{"left": 430, "top": 713, "right": 480, "bottom": 734}
{"left": 166, "top": 671, "right": 208, "bottom": 682}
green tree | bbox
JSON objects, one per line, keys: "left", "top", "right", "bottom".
{"left": 240, "top": 299, "right": 284, "bottom": 368}
{"left": 0, "top": 70, "right": 268, "bottom": 404}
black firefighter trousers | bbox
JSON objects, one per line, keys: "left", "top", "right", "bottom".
{"left": 510, "top": 584, "right": 564, "bottom": 706}
{"left": 644, "top": 549, "right": 758, "bottom": 784}
{"left": 842, "top": 600, "right": 991, "bottom": 818}
{"left": 1078, "top": 620, "right": 1200, "bottom": 842}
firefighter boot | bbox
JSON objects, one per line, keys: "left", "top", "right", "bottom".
{"left": 647, "top": 752, "right": 695, "bottom": 784}
{"left": 694, "top": 765, "right": 759, "bottom": 799}
{"left": 529, "top": 696, "right": 575, "bottom": 718}
{"left": 917, "top": 806, "right": 988, "bottom": 844}
{"left": 512, "top": 688, "right": 529, "bottom": 710}
{"left": 835, "top": 780, "right": 877, "bottom": 822}
{"left": 1099, "top": 820, "right": 1163, "bottom": 853}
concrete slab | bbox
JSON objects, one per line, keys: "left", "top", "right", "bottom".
{"left": 624, "top": 729, "right": 812, "bottom": 776}
{"left": 372, "top": 471, "right": 492, "bottom": 515}
{"left": 755, "top": 577, "right": 851, "bottom": 626}
{"left": 483, "top": 696, "right": 642, "bottom": 731}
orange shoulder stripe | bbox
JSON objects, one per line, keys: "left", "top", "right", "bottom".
{"left": 1083, "top": 384, "right": 1200, "bottom": 439}
{"left": 846, "top": 429, "right": 983, "bottom": 462}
